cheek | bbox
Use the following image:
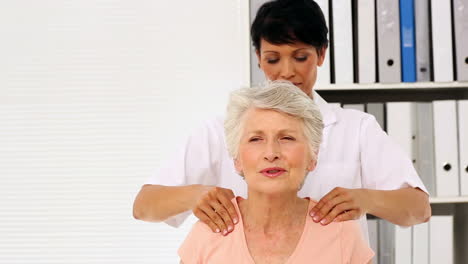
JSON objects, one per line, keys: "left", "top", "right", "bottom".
{"left": 238, "top": 146, "right": 260, "bottom": 171}
{"left": 261, "top": 64, "right": 279, "bottom": 80}
{"left": 299, "top": 61, "right": 317, "bottom": 80}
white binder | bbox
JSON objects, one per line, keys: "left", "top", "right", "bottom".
{"left": 249, "top": 0, "right": 266, "bottom": 85}
{"left": 429, "top": 215, "right": 454, "bottom": 264}
{"left": 453, "top": 0, "right": 468, "bottom": 81}
{"left": 315, "top": 0, "right": 331, "bottom": 85}
{"left": 414, "top": 0, "right": 431, "bottom": 81}
{"left": 356, "top": 0, "right": 376, "bottom": 84}
{"left": 433, "top": 100, "right": 460, "bottom": 197}
{"left": 386, "top": 102, "right": 417, "bottom": 161}
{"left": 413, "top": 222, "right": 429, "bottom": 264}
{"left": 332, "top": 0, "right": 354, "bottom": 84}
{"left": 395, "top": 226, "right": 412, "bottom": 264}
{"left": 376, "top": 0, "right": 401, "bottom": 83}
{"left": 458, "top": 100, "right": 468, "bottom": 196}
{"left": 430, "top": 0, "right": 454, "bottom": 82}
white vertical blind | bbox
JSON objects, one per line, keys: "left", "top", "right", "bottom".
{"left": 0, "top": 1, "right": 249, "bottom": 263}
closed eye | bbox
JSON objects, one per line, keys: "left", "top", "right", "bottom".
{"left": 249, "top": 137, "right": 262, "bottom": 142}
{"left": 267, "top": 58, "right": 279, "bottom": 64}
{"left": 295, "top": 56, "right": 308, "bottom": 62}
{"left": 281, "top": 136, "right": 295, "bottom": 141}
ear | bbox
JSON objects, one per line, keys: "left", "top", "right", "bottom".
{"left": 234, "top": 158, "right": 243, "bottom": 174}
{"left": 306, "top": 156, "right": 317, "bottom": 172}
{"left": 317, "top": 46, "right": 327, "bottom": 67}
{"left": 256, "top": 49, "right": 261, "bottom": 67}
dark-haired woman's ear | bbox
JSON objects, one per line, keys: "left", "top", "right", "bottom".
{"left": 256, "top": 50, "right": 262, "bottom": 69}
{"left": 317, "top": 46, "right": 327, "bottom": 67}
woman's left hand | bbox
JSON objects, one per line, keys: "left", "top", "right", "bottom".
{"left": 309, "top": 187, "right": 371, "bottom": 225}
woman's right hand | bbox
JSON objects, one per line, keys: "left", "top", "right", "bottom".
{"left": 192, "top": 186, "right": 238, "bottom": 236}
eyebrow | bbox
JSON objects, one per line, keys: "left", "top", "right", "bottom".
{"left": 262, "top": 48, "right": 313, "bottom": 54}
{"left": 246, "top": 129, "right": 300, "bottom": 135}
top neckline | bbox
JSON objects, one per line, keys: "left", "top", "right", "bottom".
{"left": 231, "top": 196, "right": 314, "bottom": 264}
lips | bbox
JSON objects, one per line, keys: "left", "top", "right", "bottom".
{"left": 260, "top": 167, "right": 286, "bottom": 178}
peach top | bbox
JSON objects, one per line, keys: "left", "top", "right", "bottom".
{"left": 179, "top": 197, "right": 374, "bottom": 264}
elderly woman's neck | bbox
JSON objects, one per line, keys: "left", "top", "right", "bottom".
{"left": 240, "top": 191, "right": 308, "bottom": 233}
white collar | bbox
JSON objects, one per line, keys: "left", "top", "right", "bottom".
{"left": 312, "top": 90, "right": 337, "bottom": 127}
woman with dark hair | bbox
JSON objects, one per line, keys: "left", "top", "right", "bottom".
{"left": 134, "top": 0, "right": 430, "bottom": 246}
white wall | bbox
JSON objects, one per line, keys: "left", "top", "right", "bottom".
{"left": 0, "top": 1, "right": 249, "bottom": 263}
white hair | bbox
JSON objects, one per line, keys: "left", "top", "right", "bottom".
{"left": 224, "top": 80, "right": 323, "bottom": 161}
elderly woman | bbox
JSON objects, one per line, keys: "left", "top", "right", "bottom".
{"left": 178, "top": 81, "right": 374, "bottom": 263}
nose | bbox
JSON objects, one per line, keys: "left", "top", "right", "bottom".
{"left": 279, "top": 58, "right": 296, "bottom": 80}
{"left": 264, "top": 141, "right": 281, "bottom": 162}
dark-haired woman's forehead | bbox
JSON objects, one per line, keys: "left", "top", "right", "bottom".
{"left": 259, "top": 39, "right": 318, "bottom": 54}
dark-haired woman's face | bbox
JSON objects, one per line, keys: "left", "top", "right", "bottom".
{"left": 257, "top": 39, "right": 326, "bottom": 97}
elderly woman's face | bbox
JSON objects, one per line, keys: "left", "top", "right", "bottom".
{"left": 257, "top": 39, "right": 326, "bottom": 97}
{"left": 234, "top": 108, "right": 316, "bottom": 194}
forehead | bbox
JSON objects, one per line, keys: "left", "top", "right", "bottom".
{"left": 242, "top": 108, "right": 303, "bottom": 132}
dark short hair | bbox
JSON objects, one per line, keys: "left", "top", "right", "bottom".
{"left": 251, "top": 0, "right": 328, "bottom": 53}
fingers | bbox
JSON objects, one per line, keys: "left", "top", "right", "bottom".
{"left": 209, "top": 201, "right": 234, "bottom": 234}
{"left": 334, "top": 209, "right": 360, "bottom": 222}
{"left": 310, "top": 187, "right": 345, "bottom": 220}
{"left": 320, "top": 202, "right": 354, "bottom": 225}
{"left": 217, "top": 190, "right": 239, "bottom": 224}
{"left": 193, "top": 187, "right": 237, "bottom": 236}
{"left": 313, "top": 194, "right": 349, "bottom": 223}
{"left": 193, "top": 209, "right": 221, "bottom": 234}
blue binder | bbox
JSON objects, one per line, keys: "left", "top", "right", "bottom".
{"left": 400, "top": 0, "right": 417, "bottom": 82}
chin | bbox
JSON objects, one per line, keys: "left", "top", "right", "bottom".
{"left": 249, "top": 181, "right": 299, "bottom": 196}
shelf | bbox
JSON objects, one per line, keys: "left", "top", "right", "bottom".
{"left": 430, "top": 196, "right": 468, "bottom": 204}
{"left": 315, "top": 81, "right": 468, "bottom": 91}
{"left": 316, "top": 82, "right": 468, "bottom": 103}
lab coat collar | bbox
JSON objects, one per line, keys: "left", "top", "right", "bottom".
{"left": 312, "top": 90, "right": 337, "bottom": 127}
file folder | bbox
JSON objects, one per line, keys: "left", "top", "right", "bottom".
{"left": 415, "top": 102, "right": 435, "bottom": 195}
{"left": 315, "top": 0, "right": 331, "bottom": 85}
{"left": 433, "top": 100, "right": 460, "bottom": 196}
{"left": 356, "top": 0, "right": 376, "bottom": 84}
{"left": 429, "top": 215, "right": 454, "bottom": 264}
{"left": 368, "top": 219, "right": 379, "bottom": 264}
{"left": 332, "top": 0, "right": 354, "bottom": 84}
{"left": 458, "top": 100, "right": 468, "bottom": 196}
{"left": 367, "top": 103, "right": 385, "bottom": 131}
{"left": 377, "top": 0, "right": 401, "bottom": 83}
{"left": 378, "top": 220, "right": 395, "bottom": 264}
{"left": 400, "top": 0, "right": 416, "bottom": 82}
{"left": 414, "top": 0, "right": 431, "bottom": 81}
{"left": 379, "top": 220, "right": 412, "bottom": 264}
{"left": 430, "top": 0, "right": 454, "bottom": 82}
{"left": 453, "top": 0, "right": 468, "bottom": 81}
{"left": 413, "top": 222, "right": 429, "bottom": 264}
